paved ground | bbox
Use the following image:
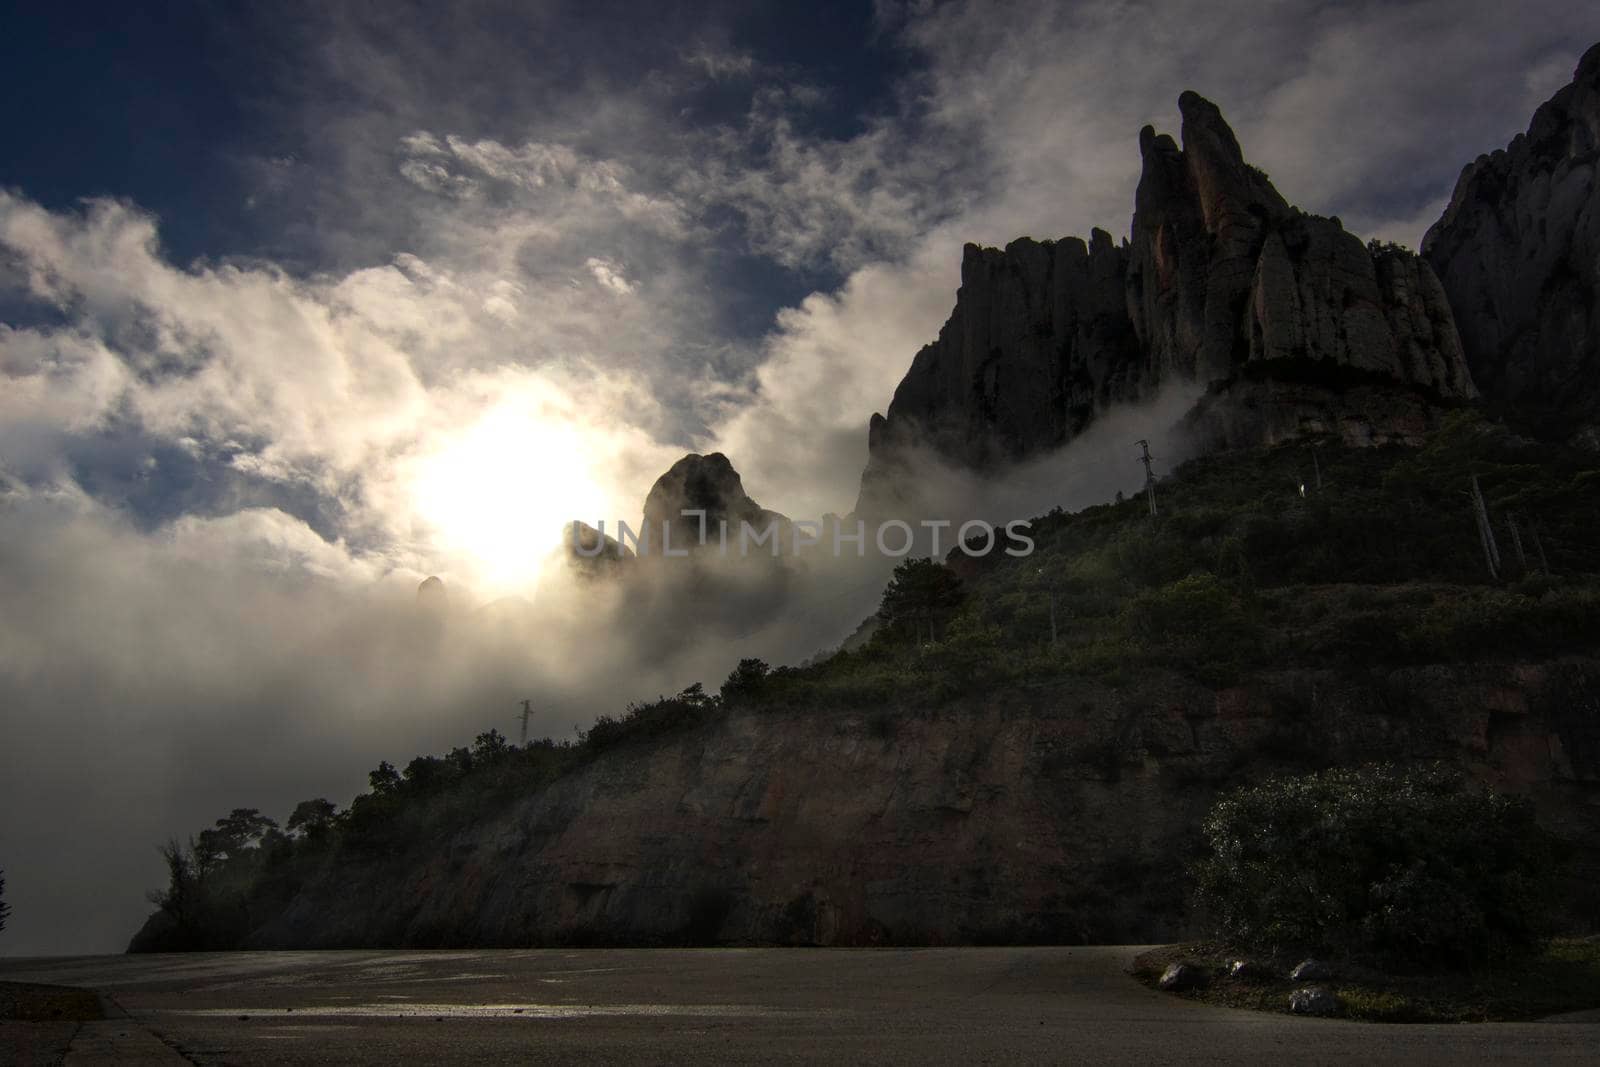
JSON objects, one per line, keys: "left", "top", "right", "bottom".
{"left": 1, "top": 947, "right": 1596, "bottom": 1065}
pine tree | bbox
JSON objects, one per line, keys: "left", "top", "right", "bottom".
{"left": 878, "top": 558, "right": 966, "bottom": 643}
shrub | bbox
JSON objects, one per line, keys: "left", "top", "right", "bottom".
{"left": 580, "top": 683, "right": 718, "bottom": 754}
{"left": 1193, "top": 764, "right": 1555, "bottom": 969}
{"left": 720, "top": 658, "right": 771, "bottom": 705}
{"left": 1118, "top": 572, "right": 1261, "bottom": 683}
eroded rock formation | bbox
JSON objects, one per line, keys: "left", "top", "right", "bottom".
{"left": 1132, "top": 93, "right": 1472, "bottom": 399}
{"left": 1422, "top": 44, "right": 1600, "bottom": 448}
{"left": 858, "top": 91, "right": 1477, "bottom": 514}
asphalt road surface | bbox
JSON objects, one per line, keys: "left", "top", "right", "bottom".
{"left": 2, "top": 947, "right": 1596, "bottom": 1065}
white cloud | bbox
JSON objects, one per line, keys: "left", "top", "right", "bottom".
{"left": 700, "top": 0, "right": 1600, "bottom": 517}
{"left": 585, "top": 256, "right": 636, "bottom": 295}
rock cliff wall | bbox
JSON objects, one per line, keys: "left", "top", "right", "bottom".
{"left": 857, "top": 91, "right": 1477, "bottom": 515}
{"left": 1422, "top": 44, "right": 1600, "bottom": 448}
{"left": 240, "top": 658, "right": 1599, "bottom": 948}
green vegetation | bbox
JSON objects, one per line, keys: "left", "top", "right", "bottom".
{"left": 1134, "top": 938, "right": 1600, "bottom": 1022}
{"left": 1135, "top": 763, "right": 1588, "bottom": 1021}
{"left": 1193, "top": 764, "right": 1555, "bottom": 969}
{"left": 137, "top": 413, "right": 1600, "bottom": 950}
{"left": 0, "top": 868, "right": 9, "bottom": 934}
{"left": 876, "top": 557, "right": 967, "bottom": 643}
{"left": 746, "top": 411, "right": 1600, "bottom": 706}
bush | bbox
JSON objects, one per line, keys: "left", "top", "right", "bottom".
{"left": 720, "top": 658, "right": 771, "bottom": 706}
{"left": 580, "top": 683, "right": 719, "bottom": 754}
{"left": 1193, "top": 763, "right": 1555, "bottom": 969}
{"left": 1118, "top": 572, "right": 1261, "bottom": 684}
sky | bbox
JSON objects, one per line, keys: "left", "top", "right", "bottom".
{"left": 2, "top": 0, "right": 1597, "bottom": 956}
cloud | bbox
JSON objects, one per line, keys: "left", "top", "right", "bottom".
{"left": 586, "top": 256, "right": 636, "bottom": 295}
{"left": 701, "top": 0, "right": 1600, "bottom": 517}
{"left": 683, "top": 46, "right": 757, "bottom": 82}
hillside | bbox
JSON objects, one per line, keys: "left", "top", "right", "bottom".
{"left": 129, "top": 415, "right": 1600, "bottom": 950}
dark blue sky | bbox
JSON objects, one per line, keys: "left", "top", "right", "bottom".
{"left": 1, "top": 1, "right": 910, "bottom": 278}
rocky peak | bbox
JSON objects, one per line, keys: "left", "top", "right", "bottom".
{"left": 1129, "top": 90, "right": 1473, "bottom": 402}
{"left": 562, "top": 521, "right": 635, "bottom": 578}
{"left": 416, "top": 575, "right": 448, "bottom": 610}
{"left": 854, "top": 230, "right": 1141, "bottom": 516}
{"left": 1174, "top": 88, "right": 1290, "bottom": 234}
{"left": 641, "top": 452, "right": 789, "bottom": 555}
{"left": 1422, "top": 43, "right": 1600, "bottom": 447}
{"left": 856, "top": 90, "right": 1478, "bottom": 516}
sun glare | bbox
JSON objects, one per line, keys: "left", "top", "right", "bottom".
{"left": 411, "top": 405, "right": 609, "bottom": 592}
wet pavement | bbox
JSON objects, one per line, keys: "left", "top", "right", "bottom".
{"left": 2, "top": 947, "right": 1596, "bottom": 1064}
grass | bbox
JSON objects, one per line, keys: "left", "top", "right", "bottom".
{"left": 1133, "top": 938, "right": 1600, "bottom": 1022}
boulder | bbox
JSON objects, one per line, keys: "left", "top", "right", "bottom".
{"left": 1288, "top": 985, "right": 1338, "bottom": 1016}
{"left": 1159, "top": 961, "right": 1206, "bottom": 991}
{"left": 1290, "top": 958, "right": 1333, "bottom": 982}
{"left": 1228, "top": 959, "right": 1269, "bottom": 982}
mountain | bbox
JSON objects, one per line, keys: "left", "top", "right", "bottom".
{"left": 1422, "top": 43, "right": 1600, "bottom": 449}
{"left": 128, "top": 67, "right": 1600, "bottom": 954}
{"left": 858, "top": 91, "right": 1479, "bottom": 516}
{"left": 640, "top": 452, "right": 790, "bottom": 556}
{"left": 128, "top": 427, "right": 1600, "bottom": 951}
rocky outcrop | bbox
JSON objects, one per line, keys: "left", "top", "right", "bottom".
{"left": 858, "top": 92, "right": 1476, "bottom": 514}
{"left": 227, "top": 658, "right": 1598, "bottom": 948}
{"left": 1422, "top": 43, "right": 1600, "bottom": 448}
{"left": 862, "top": 232, "right": 1144, "bottom": 482}
{"left": 641, "top": 452, "right": 789, "bottom": 556}
{"left": 561, "top": 521, "right": 635, "bottom": 577}
{"left": 416, "top": 575, "right": 447, "bottom": 606}
{"left": 1129, "top": 93, "right": 1472, "bottom": 399}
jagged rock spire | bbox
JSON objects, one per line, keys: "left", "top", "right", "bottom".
{"left": 855, "top": 89, "right": 1477, "bottom": 517}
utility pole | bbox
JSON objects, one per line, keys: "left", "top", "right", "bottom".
{"left": 1469, "top": 475, "right": 1501, "bottom": 580}
{"left": 1136, "top": 439, "right": 1159, "bottom": 519}
{"left": 517, "top": 699, "right": 533, "bottom": 745}
{"left": 1528, "top": 517, "right": 1552, "bottom": 576}
{"left": 1037, "top": 567, "right": 1058, "bottom": 649}
{"left": 1505, "top": 514, "right": 1528, "bottom": 574}
{"left": 1311, "top": 448, "right": 1323, "bottom": 492}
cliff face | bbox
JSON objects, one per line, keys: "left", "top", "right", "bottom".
{"left": 236, "top": 658, "right": 1599, "bottom": 948}
{"left": 858, "top": 91, "right": 1476, "bottom": 515}
{"left": 1422, "top": 44, "right": 1600, "bottom": 448}
{"left": 1129, "top": 94, "right": 1471, "bottom": 398}
{"left": 864, "top": 231, "right": 1144, "bottom": 476}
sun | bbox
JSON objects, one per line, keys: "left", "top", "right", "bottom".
{"left": 411, "top": 405, "right": 610, "bottom": 591}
